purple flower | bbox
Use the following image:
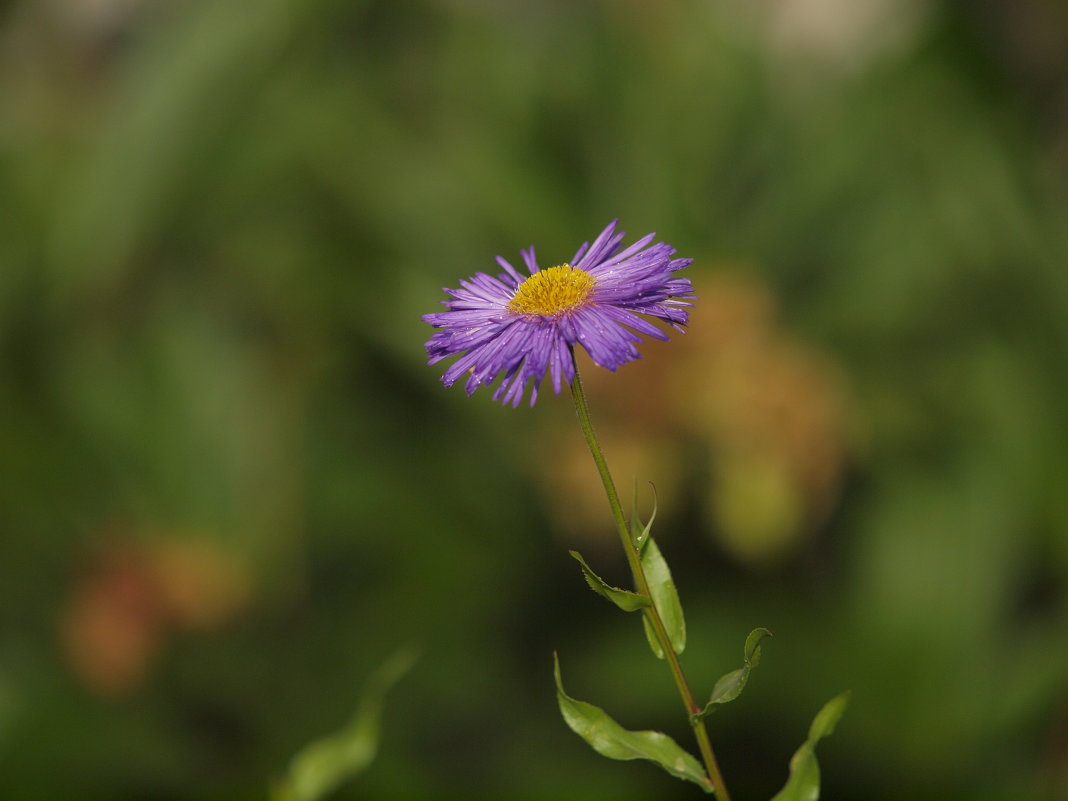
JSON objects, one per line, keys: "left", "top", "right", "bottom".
{"left": 423, "top": 221, "right": 695, "bottom": 407}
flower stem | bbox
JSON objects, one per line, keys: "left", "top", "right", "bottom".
{"left": 569, "top": 359, "right": 731, "bottom": 800}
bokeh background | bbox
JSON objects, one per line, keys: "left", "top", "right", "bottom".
{"left": 3, "top": 0, "right": 1068, "bottom": 798}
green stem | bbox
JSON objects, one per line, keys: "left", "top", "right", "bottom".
{"left": 569, "top": 359, "right": 731, "bottom": 801}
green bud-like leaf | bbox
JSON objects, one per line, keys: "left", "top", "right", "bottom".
{"left": 639, "top": 537, "right": 686, "bottom": 659}
{"left": 553, "top": 654, "right": 712, "bottom": 793}
{"left": 769, "top": 691, "right": 851, "bottom": 801}
{"left": 694, "top": 628, "right": 772, "bottom": 718}
{"left": 744, "top": 626, "right": 771, "bottom": 666}
{"left": 629, "top": 482, "right": 658, "bottom": 552}
{"left": 274, "top": 647, "right": 418, "bottom": 801}
{"left": 570, "top": 550, "right": 651, "bottom": 612}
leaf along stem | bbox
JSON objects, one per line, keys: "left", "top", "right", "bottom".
{"left": 569, "top": 357, "right": 731, "bottom": 801}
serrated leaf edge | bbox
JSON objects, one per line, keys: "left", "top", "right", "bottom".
{"left": 569, "top": 550, "right": 650, "bottom": 612}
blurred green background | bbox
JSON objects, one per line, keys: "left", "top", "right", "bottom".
{"left": 3, "top": 0, "right": 1068, "bottom": 798}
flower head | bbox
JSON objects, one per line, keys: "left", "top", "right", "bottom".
{"left": 423, "top": 221, "right": 695, "bottom": 407}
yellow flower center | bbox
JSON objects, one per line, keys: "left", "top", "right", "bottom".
{"left": 507, "top": 264, "right": 596, "bottom": 317}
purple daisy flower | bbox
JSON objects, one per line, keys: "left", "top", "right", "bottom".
{"left": 423, "top": 220, "right": 695, "bottom": 407}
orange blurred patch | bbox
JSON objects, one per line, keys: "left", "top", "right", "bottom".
{"left": 683, "top": 273, "right": 849, "bottom": 562}
{"left": 537, "top": 268, "right": 851, "bottom": 568}
{"left": 61, "top": 535, "right": 251, "bottom": 697}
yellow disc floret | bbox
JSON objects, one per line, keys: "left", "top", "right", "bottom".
{"left": 507, "top": 264, "right": 596, "bottom": 317}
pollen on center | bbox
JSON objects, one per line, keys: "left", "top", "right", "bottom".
{"left": 508, "top": 264, "right": 596, "bottom": 317}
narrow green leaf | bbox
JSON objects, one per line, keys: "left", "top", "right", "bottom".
{"left": 629, "top": 482, "right": 658, "bottom": 552}
{"left": 694, "top": 628, "right": 773, "bottom": 718}
{"left": 570, "top": 550, "right": 650, "bottom": 612}
{"left": 769, "top": 691, "right": 851, "bottom": 801}
{"left": 640, "top": 537, "right": 685, "bottom": 659}
{"left": 274, "top": 647, "right": 418, "bottom": 801}
{"left": 553, "top": 654, "right": 712, "bottom": 793}
{"left": 642, "top": 616, "right": 665, "bottom": 659}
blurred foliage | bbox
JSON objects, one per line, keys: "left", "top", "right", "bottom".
{"left": 274, "top": 647, "right": 416, "bottom": 801}
{"left": 770, "top": 690, "right": 851, "bottom": 801}
{"left": 2, "top": 0, "right": 1068, "bottom": 799}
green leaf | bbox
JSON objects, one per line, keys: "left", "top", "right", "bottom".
{"left": 640, "top": 537, "right": 686, "bottom": 659}
{"left": 553, "top": 654, "right": 712, "bottom": 793}
{"left": 694, "top": 628, "right": 772, "bottom": 718}
{"left": 629, "top": 482, "right": 658, "bottom": 551}
{"left": 769, "top": 691, "right": 851, "bottom": 801}
{"left": 274, "top": 647, "right": 418, "bottom": 801}
{"left": 570, "top": 551, "right": 651, "bottom": 612}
